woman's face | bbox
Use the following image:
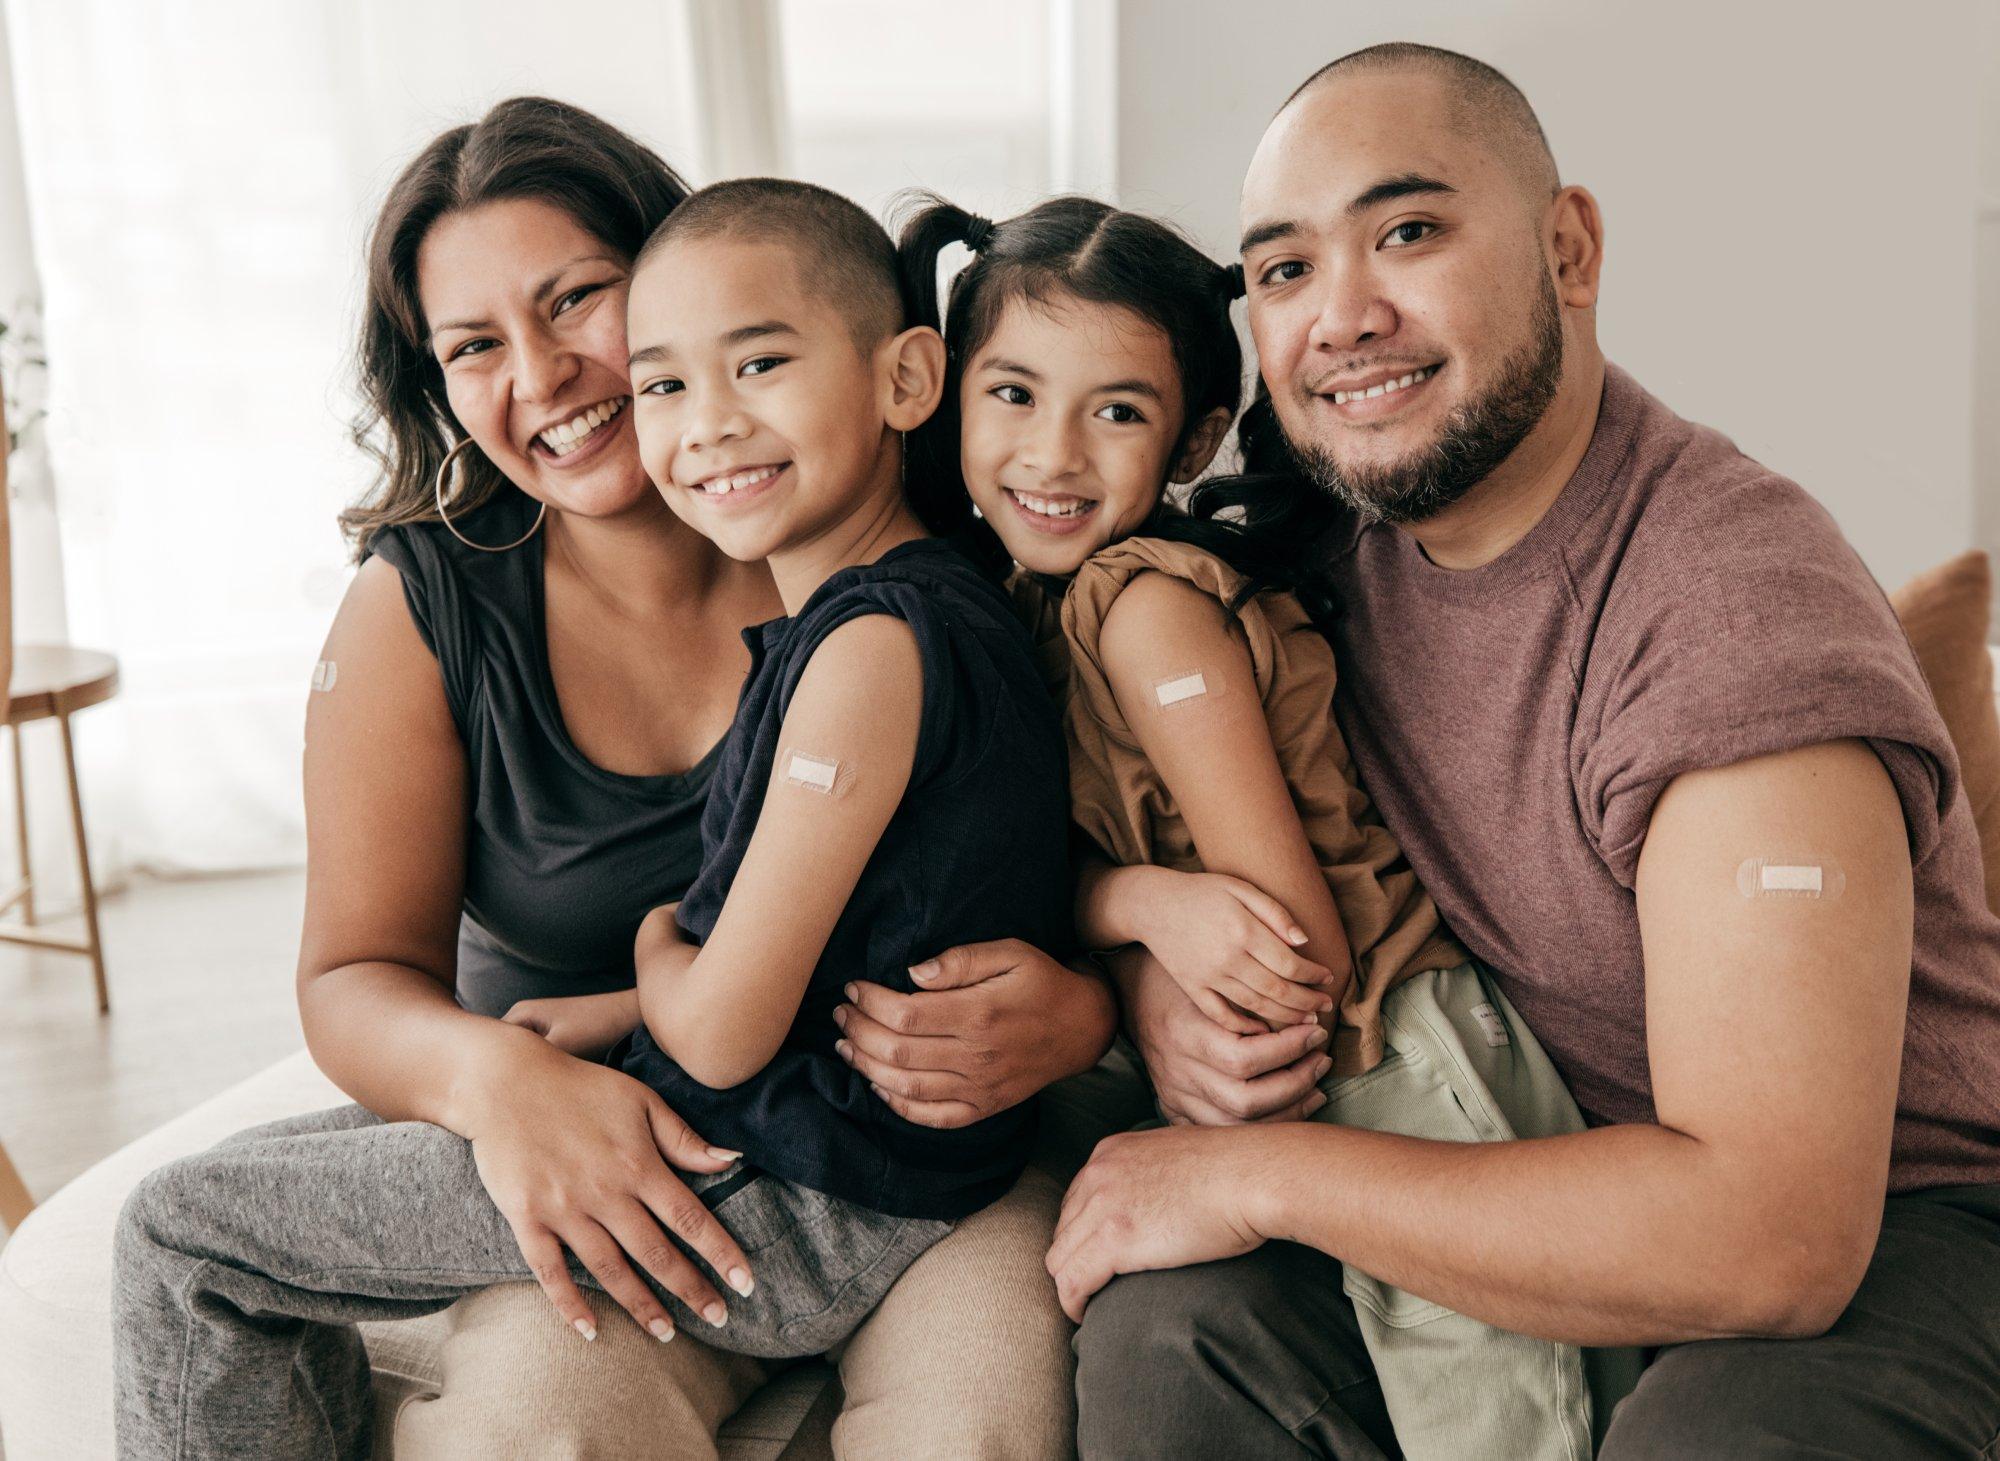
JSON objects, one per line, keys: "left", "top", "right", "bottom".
{"left": 417, "top": 197, "right": 648, "bottom": 521}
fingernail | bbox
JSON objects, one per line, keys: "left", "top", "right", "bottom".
{"left": 573, "top": 1318, "right": 597, "bottom": 1342}
{"left": 1306, "top": 1026, "right": 1329, "bottom": 1049}
{"left": 1314, "top": 1055, "right": 1333, "bottom": 1079}
{"left": 1288, "top": 928, "right": 1309, "bottom": 946}
{"left": 844, "top": 983, "right": 859, "bottom": 1001}
{"left": 728, "top": 1267, "right": 755, "bottom": 1296}
{"left": 836, "top": 1039, "right": 853, "bottom": 1061}
{"left": 1306, "top": 1092, "right": 1329, "bottom": 1116}
{"left": 909, "top": 960, "right": 940, "bottom": 983}
{"left": 833, "top": 1006, "right": 849, "bottom": 1029}
{"left": 703, "top": 1301, "right": 728, "bottom": 1327}
{"left": 648, "top": 1318, "right": 675, "bottom": 1342}
{"left": 707, "top": 1146, "right": 743, "bottom": 1162}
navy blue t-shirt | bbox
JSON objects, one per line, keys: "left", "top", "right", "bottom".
{"left": 615, "top": 538, "right": 1072, "bottom": 1221}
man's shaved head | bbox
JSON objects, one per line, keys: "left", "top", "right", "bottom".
{"left": 1287, "top": 43, "right": 1559, "bottom": 206}
{"left": 635, "top": 177, "right": 906, "bottom": 349}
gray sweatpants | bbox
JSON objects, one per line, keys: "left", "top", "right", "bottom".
{"left": 110, "top": 1103, "right": 950, "bottom": 1460}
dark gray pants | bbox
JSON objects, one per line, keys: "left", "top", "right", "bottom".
{"left": 1074, "top": 1184, "right": 2000, "bottom": 1459}
{"left": 111, "top": 1103, "right": 949, "bottom": 1460}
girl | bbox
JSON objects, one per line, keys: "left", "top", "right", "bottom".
{"left": 898, "top": 194, "right": 1640, "bottom": 1460}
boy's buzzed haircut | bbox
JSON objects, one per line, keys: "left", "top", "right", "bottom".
{"left": 635, "top": 177, "right": 907, "bottom": 348}
{"left": 1287, "top": 42, "right": 1561, "bottom": 204}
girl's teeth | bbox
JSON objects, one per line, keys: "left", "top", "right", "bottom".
{"left": 1013, "top": 491, "right": 1091, "bottom": 518}
{"left": 540, "top": 397, "right": 626, "bottom": 455}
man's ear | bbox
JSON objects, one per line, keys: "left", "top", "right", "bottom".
{"left": 1168, "top": 407, "right": 1235, "bottom": 484}
{"left": 880, "top": 325, "right": 947, "bottom": 432}
{"left": 1547, "top": 184, "right": 1604, "bottom": 310}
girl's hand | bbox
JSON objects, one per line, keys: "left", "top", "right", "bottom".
{"left": 1120, "top": 866, "right": 1337, "bottom": 1034}
{"left": 501, "top": 989, "right": 641, "bottom": 1061}
{"left": 833, "top": 939, "right": 1117, "bottom": 1127}
{"left": 461, "top": 1029, "right": 756, "bottom": 1343}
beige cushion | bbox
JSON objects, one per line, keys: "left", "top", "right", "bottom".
{"left": 1890, "top": 550, "right": 2000, "bottom": 915}
{"left": 0, "top": 1048, "right": 831, "bottom": 1459}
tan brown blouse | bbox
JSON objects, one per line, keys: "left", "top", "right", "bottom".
{"left": 1014, "top": 536, "right": 1466, "bottom": 1074}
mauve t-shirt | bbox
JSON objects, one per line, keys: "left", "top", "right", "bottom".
{"left": 1319, "top": 363, "right": 2000, "bottom": 1193}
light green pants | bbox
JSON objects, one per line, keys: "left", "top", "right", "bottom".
{"left": 1318, "top": 962, "right": 1643, "bottom": 1459}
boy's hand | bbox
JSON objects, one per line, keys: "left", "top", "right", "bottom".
{"left": 1133, "top": 868, "right": 1337, "bottom": 1033}
{"left": 502, "top": 989, "right": 642, "bottom": 1061}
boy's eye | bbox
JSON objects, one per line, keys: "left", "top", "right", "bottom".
{"left": 1381, "top": 221, "right": 1437, "bottom": 249}
{"left": 990, "top": 384, "right": 1032, "bottom": 406}
{"left": 640, "top": 377, "right": 684, "bottom": 397}
{"left": 1256, "top": 259, "right": 1308, "bottom": 288}
{"left": 1095, "top": 402, "right": 1145, "bottom": 425}
{"left": 740, "top": 356, "right": 786, "bottom": 377}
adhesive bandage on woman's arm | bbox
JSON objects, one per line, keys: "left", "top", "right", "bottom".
{"left": 310, "top": 660, "right": 338, "bottom": 692}
{"left": 777, "top": 745, "right": 860, "bottom": 798}
{"left": 1736, "top": 858, "right": 1846, "bottom": 902}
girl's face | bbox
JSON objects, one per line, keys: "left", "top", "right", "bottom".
{"left": 959, "top": 295, "right": 1193, "bottom": 577}
{"left": 417, "top": 197, "right": 651, "bottom": 522}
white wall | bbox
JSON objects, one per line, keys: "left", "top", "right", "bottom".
{"left": 1113, "top": 0, "right": 1989, "bottom": 593}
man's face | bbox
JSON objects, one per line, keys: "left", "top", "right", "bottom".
{"left": 1239, "top": 70, "right": 1564, "bottom": 524}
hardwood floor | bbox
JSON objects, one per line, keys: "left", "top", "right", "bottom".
{"left": 0, "top": 869, "right": 308, "bottom": 1211}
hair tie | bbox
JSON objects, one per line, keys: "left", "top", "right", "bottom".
{"left": 961, "top": 214, "right": 996, "bottom": 253}
{"left": 1221, "top": 262, "right": 1246, "bottom": 301}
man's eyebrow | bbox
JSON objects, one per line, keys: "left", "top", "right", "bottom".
{"left": 1238, "top": 174, "right": 1458, "bottom": 257}
{"left": 1344, "top": 173, "right": 1456, "bottom": 217}
{"left": 429, "top": 253, "right": 622, "bottom": 342}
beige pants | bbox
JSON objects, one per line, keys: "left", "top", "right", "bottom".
{"left": 392, "top": 1165, "right": 1074, "bottom": 1461}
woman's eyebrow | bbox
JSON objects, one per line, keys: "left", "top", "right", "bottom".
{"left": 429, "top": 253, "right": 623, "bottom": 342}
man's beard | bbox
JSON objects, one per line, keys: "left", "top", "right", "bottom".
{"left": 1284, "top": 274, "right": 1565, "bottom": 527}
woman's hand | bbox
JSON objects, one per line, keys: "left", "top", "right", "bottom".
{"left": 501, "top": 989, "right": 640, "bottom": 1061}
{"left": 458, "top": 1026, "right": 756, "bottom": 1344}
{"left": 833, "top": 939, "right": 1117, "bottom": 1127}
{"left": 1094, "top": 865, "right": 1337, "bottom": 1033}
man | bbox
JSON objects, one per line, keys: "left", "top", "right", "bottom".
{"left": 1052, "top": 42, "right": 2000, "bottom": 1458}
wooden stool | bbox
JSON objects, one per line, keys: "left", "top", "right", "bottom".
{"left": 0, "top": 644, "right": 119, "bottom": 1015}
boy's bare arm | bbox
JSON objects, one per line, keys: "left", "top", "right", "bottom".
{"left": 638, "top": 614, "right": 921, "bottom": 1089}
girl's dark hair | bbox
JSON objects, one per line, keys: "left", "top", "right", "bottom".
{"left": 894, "top": 192, "right": 1318, "bottom": 607}
{"left": 341, "top": 97, "right": 691, "bottom": 557}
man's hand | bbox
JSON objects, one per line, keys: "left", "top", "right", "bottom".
{"left": 1112, "top": 945, "right": 1331, "bottom": 1124}
{"left": 833, "top": 938, "right": 1117, "bottom": 1127}
{"left": 1045, "top": 1124, "right": 1273, "bottom": 1321}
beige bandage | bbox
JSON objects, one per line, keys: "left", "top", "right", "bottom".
{"left": 1150, "top": 668, "right": 1222, "bottom": 710}
{"left": 310, "top": 660, "right": 338, "bottom": 692}
{"left": 778, "top": 747, "right": 857, "bottom": 798}
{"left": 1736, "top": 858, "right": 1846, "bottom": 901}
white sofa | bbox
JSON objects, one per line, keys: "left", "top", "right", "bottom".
{"left": 0, "top": 1049, "right": 839, "bottom": 1460}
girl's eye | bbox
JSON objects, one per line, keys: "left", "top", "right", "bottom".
{"left": 740, "top": 356, "right": 785, "bottom": 377}
{"left": 1257, "top": 259, "right": 1309, "bottom": 288}
{"left": 640, "top": 378, "right": 683, "bottom": 397}
{"left": 1095, "top": 402, "right": 1145, "bottom": 425}
{"left": 990, "top": 384, "right": 1032, "bottom": 406}
{"left": 1382, "top": 221, "right": 1437, "bottom": 249}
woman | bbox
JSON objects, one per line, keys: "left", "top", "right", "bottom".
{"left": 174, "top": 97, "right": 1117, "bottom": 1457}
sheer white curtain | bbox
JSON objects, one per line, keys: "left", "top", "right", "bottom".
{"left": 0, "top": 0, "right": 1091, "bottom": 895}
{"left": 0, "top": 0, "right": 708, "bottom": 890}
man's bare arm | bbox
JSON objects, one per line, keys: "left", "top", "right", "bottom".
{"left": 1052, "top": 739, "right": 1912, "bottom": 1343}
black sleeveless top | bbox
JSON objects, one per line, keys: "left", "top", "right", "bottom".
{"left": 365, "top": 493, "right": 718, "bottom": 1018}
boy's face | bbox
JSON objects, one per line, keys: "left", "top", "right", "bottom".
{"left": 627, "top": 235, "right": 895, "bottom": 564}
{"left": 958, "top": 295, "right": 1187, "bottom": 577}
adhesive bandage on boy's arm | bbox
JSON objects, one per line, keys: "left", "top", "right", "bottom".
{"left": 637, "top": 614, "right": 922, "bottom": 1090}
{"left": 1094, "top": 570, "right": 1354, "bottom": 1032}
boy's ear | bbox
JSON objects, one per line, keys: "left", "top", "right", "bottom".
{"left": 880, "top": 325, "right": 947, "bottom": 432}
{"left": 1168, "top": 407, "right": 1235, "bottom": 484}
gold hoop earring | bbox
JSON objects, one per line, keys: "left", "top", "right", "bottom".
{"left": 433, "top": 436, "right": 546, "bottom": 553}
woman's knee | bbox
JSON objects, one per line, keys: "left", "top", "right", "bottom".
{"left": 393, "top": 1282, "right": 765, "bottom": 1461}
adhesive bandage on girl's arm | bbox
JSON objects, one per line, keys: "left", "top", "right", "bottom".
{"left": 1736, "top": 858, "right": 1846, "bottom": 901}
{"left": 1149, "top": 667, "right": 1227, "bottom": 710}
{"left": 777, "top": 745, "right": 859, "bottom": 798}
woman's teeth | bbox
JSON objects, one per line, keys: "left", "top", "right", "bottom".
{"left": 1331, "top": 365, "right": 1437, "bottom": 405}
{"left": 1008, "top": 490, "right": 1094, "bottom": 518}
{"left": 538, "top": 397, "right": 626, "bottom": 455}
{"left": 698, "top": 464, "right": 783, "bottom": 496}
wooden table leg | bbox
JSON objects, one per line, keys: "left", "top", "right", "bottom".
{"left": 56, "top": 711, "right": 109, "bottom": 1015}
